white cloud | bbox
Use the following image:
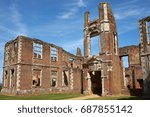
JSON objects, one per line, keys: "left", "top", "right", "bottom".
{"left": 77, "top": 0, "right": 86, "bottom": 7}
{"left": 59, "top": 8, "right": 77, "bottom": 19}
{"left": 113, "top": 0, "right": 150, "bottom": 35}
{"left": 114, "top": 8, "right": 145, "bottom": 20}
{"left": 58, "top": 0, "right": 86, "bottom": 19}
{"left": 10, "top": 3, "right": 27, "bottom": 35}
{"left": 114, "top": 0, "right": 150, "bottom": 20}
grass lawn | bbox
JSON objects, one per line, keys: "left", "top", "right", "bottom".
{"left": 0, "top": 93, "right": 82, "bottom": 100}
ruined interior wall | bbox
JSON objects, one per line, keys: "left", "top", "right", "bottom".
{"left": 119, "top": 45, "right": 143, "bottom": 95}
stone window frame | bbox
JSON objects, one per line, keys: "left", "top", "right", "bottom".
{"left": 51, "top": 70, "right": 58, "bottom": 87}
{"left": 33, "top": 42, "right": 43, "bottom": 59}
{"left": 50, "top": 47, "right": 58, "bottom": 62}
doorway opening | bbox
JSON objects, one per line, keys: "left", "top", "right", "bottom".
{"left": 89, "top": 71, "right": 102, "bottom": 95}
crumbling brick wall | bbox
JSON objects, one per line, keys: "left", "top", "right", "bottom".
{"left": 139, "top": 16, "right": 150, "bottom": 95}
{"left": 1, "top": 36, "right": 83, "bottom": 95}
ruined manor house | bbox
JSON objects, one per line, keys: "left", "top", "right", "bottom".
{"left": 1, "top": 2, "right": 150, "bottom": 96}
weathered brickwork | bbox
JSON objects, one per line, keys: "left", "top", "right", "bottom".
{"left": 119, "top": 46, "right": 143, "bottom": 95}
{"left": 139, "top": 16, "right": 150, "bottom": 95}
{"left": 1, "top": 2, "right": 149, "bottom": 96}
{"left": 1, "top": 36, "right": 83, "bottom": 95}
{"left": 83, "top": 2, "right": 123, "bottom": 96}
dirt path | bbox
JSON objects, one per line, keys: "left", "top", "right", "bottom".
{"left": 66, "top": 94, "right": 100, "bottom": 100}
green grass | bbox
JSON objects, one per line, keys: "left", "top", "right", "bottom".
{"left": 87, "top": 95, "right": 145, "bottom": 100}
{"left": 0, "top": 93, "right": 148, "bottom": 100}
{"left": 0, "top": 93, "right": 82, "bottom": 100}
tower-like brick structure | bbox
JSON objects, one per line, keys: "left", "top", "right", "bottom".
{"left": 83, "top": 2, "right": 123, "bottom": 95}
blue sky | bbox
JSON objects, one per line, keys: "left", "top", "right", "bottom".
{"left": 0, "top": 0, "right": 150, "bottom": 83}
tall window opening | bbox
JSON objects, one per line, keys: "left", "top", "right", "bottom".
{"left": 62, "top": 70, "right": 69, "bottom": 86}
{"left": 10, "top": 69, "right": 14, "bottom": 88}
{"left": 33, "top": 43, "right": 43, "bottom": 59}
{"left": 122, "top": 56, "right": 129, "bottom": 87}
{"left": 5, "top": 46, "right": 9, "bottom": 61}
{"left": 122, "top": 56, "right": 129, "bottom": 68}
{"left": 4, "top": 71, "right": 8, "bottom": 87}
{"left": 91, "top": 36, "right": 100, "bottom": 55}
{"left": 32, "top": 69, "right": 42, "bottom": 87}
{"left": 50, "top": 47, "right": 58, "bottom": 61}
{"left": 113, "top": 32, "right": 118, "bottom": 55}
{"left": 51, "top": 70, "right": 58, "bottom": 87}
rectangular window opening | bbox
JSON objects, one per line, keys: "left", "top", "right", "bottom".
{"left": 63, "top": 70, "right": 69, "bottom": 86}
{"left": 91, "top": 36, "right": 101, "bottom": 56}
{"left": 33, "top": 42, "right": 43, "bottom": 59}
{"left": 51, "top": 70, "right": 58, "bottom": 87}
{"left": 32, "top": 69, "right": 42, "bottom": 87}
{"left": 122, "top": 56, "right": 129, "bottom": 68}
{"left": 5, "top": 46, "right": 9, "bottom": 61}
{"left": 50, "top": 47, "right": 58, "bottom": 61}
{"left": 113, "top": 32, "right": 118, "bottom": 55}
{"left": 10, "top": 69, "right": 14, "bottom": 88}
{"left": 51, "top": 78, "right": 57, "bottom": 87}
{"left": 4, "top": 71, "right": 8, "bottom": 87}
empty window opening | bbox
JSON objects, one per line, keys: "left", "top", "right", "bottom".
{"left": 51, "top": 78, "right": 57, "bottom": 87}
{"left": 51, "top": 47, "right": 58, "bottom": 61}
{"left": 14, "top": 42, "right": 18, "bottom": 53}
{"left": 63, "top": 70, "right": 69, "bottom": 86}
{"left": 69, "top": 58, "right": 74, "bottom": 68}
{"left": 4, "top": 71, "right": 8, "bottom": 87}
{"left": 122, "top": 56, "right": 129, "bottom": 68}
{"left": 51, "top": 70, "right": 58, "bottom": 87}
{"left": 10, "top": 69, "right": 14, "bottom": 88}
{"left": 33, "top": 42, "right": 43, "bottom": 59}
{"left": 91, "top": 36, "right": 100, "bottom": 55}
{"left": 113, "top": 32, "right": 118, "bottom": 55}
{"left": 5, "top": 46, "right": 9, "bottom": 61}
{"left": 32, "top": 69, "right": 41, "bottom": 87}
